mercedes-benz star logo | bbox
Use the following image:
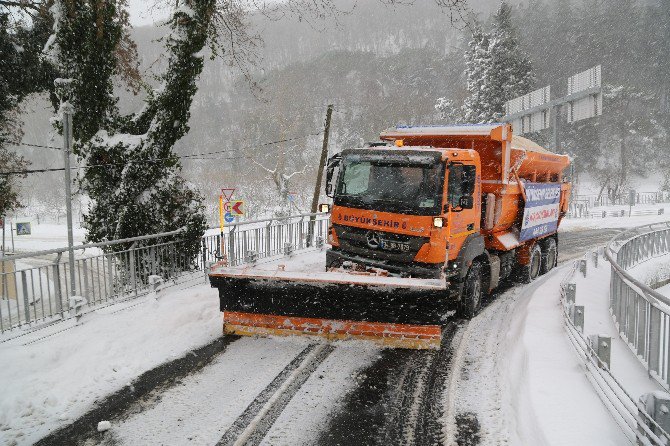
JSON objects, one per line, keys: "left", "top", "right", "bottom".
{"left": 366, "top": 231, "right": 380, "bottom": 249}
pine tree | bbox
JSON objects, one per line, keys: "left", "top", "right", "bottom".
{"left": 459, "top": 2, "right": 534, "bottom": 123}
{"left": 486, "top": 2, "right": 534, "bottom": 121}
{"left": 461, "top": 29, "right": 493, "bottom": 123}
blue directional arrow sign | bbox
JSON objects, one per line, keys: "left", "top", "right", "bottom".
{"left": 224, "top": 212, "right": 235, "bottom": 223}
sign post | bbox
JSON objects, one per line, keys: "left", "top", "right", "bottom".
{"left": 219, "top": 194, "right": 224, "bottom": 258}
{"left": 1, "top": 216, "right": 4, "bottom": 300}
{"left": 62, "top": 102, "right": 76, "bottom": 297}
{"left": 219, "top": 188, "right": 237, "bottom": 262}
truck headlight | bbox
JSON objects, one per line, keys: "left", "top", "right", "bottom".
{"left": 319, "top": 203, "right": 330, "bottom": 213}
{"left": 433, "top": 217, "right": 444, "bottom": 228}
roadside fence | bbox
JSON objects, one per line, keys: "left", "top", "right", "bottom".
{"left": 0, "top": 212, "right": 330, "bottom": 337}
{"left": 202, "top": 213, "right": 330, "bottom": 267}
{"left": 567, "top": 191, "right": 670, "bottom": 219}
{"left": 561, "top": 254, "right": 670, "bottom": 445}
{"left": 605, "top": 222, "right": 670, "bottom": 390}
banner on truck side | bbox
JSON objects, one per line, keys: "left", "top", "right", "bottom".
{"left": 519, "top": 183, "right": 561, "bottom": 242}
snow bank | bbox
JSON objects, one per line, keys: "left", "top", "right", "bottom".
{"left": 507, "top": 267, "right": 633, "bottom": 445}
{"left": 627, "top": 252, "right": 670, "bottom": 291}
{"left": 0, "top": 280, "right": 221, "bottom": 445}
{"left": 444, "top": 265, "right": 634, "bottom": 445}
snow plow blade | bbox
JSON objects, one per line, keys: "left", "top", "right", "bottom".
{"left": 209, "top": 266, "right": 449, "bottom": 350}
{"left": 222, "top": 311, "right": 442, "bottom": 350}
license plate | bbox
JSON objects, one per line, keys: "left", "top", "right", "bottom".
{"left": 380, "top": 240, "right": 410, "bottom": 252}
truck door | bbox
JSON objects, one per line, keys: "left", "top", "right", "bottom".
{"left": 447, "top": 163, "right": 480, "bottom": 256}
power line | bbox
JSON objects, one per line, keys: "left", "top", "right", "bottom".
{"left": 0, "top": 131, "right": 323, "bottom": 176}
{"left": 7, "top": 141, "right": 63, "bottom": 151}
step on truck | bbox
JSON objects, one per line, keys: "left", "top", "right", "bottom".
{"left": 209, "top": 123, "right": 571, "bottom": 349}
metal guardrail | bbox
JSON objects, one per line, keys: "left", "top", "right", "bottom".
{"left": 560, "top": 257, "right": 669, "bottom": 445}
{"left": 566, "top": 208, "right": 666, "bottom": 219}
{"left": 0, "top": 230, "right": 196, "bottom": 335}
{"left": 605, "top": 222, "right": 670, "bottom": 390}
{"left": 571, "top": 192, "right": 670, "bottom": 209}
{"left": 0, "top": 213, "right": 331, "bottom": 336}
{"left": 201, "top": 213, "right": 330, "bottom": 267}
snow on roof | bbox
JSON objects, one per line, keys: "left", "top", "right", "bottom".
{"left": 511, "top": 135, "right": 555, "bottom": 154}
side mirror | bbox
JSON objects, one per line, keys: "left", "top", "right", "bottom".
{"left": 459, "top": 196, "right": 474, "bottom": 209}
{"left": 325, "top": 154, "right": 341, "bottom": 198}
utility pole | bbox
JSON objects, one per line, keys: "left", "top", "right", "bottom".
{"left": 307, "top": 104, "right": 333, "bottom": 247}
{"left": 551, "top": 104, "right": 561, "bottom": 152}
{"left": 62, "top": 102, "right": 76, "bottom": 297}
{"left": 1, "top": 216, "right": 4, "bottom": 300}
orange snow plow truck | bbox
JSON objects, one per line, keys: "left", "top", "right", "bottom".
{"left": 209, "top": 124, "right": 571, "bottom": 349}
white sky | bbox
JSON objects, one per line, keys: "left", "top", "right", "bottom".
{"left": 127, "top": 0, "right": 171, "bottom": 26}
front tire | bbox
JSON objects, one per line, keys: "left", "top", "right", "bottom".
{"left": 458, "top": 262, "right": 483, "bottom": 319}
{"left": 541, "top": 238, "right": 557, "bottom": 275}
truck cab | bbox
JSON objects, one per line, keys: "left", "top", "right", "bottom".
{"left": 325, "top": 145, "right": 480, "bottom": 280}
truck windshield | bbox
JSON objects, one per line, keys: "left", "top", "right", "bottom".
{"left": 335, "top": 156, "right": 444, "bottom": 216}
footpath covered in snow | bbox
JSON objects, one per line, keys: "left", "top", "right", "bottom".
{"left": 0, "top": 278, "right": 222, "bottom": 446}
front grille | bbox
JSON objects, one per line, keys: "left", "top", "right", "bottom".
{"left": 333, "top": 224, "right": 429, "bottom": 263}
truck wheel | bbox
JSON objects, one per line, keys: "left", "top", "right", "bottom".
{"left": 519, "top": 244, "right": 542, "bottom": 284}
{"left": 458, "top": 262, "right": 483, "bottom": 319}
{"left": 541, "top": 238, "right": 557, "bottom": 275}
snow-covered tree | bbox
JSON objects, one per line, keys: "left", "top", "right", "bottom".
{"left": 461, "top": 29, "right": 494, "bottom": 123}
{"left": 459, "top": 2, "right": 534, "bottom": 123}
{"left": 251, "top": 145, "right": 307, "bottom": 218}
{"left": 435, "top": 97, "right": 463, "bottom": 123}
{"left": 45, "top": 0, "right": 209, "bottom": 267}
{"left": 0, "top": 9, "right": 54, "bottom": 216}
{"left": 594, "top": 85, "right": 664, "bottom": 200}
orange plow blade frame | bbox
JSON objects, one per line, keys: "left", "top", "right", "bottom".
{"left": 223, "top": 311, "right": 442, "bottom": 350}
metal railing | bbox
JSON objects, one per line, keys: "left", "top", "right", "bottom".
{"left": 0, "top": 212, "right": 331, "bottom": 336}
{"left": 605, "top": 222, "right": 670, "bottom": 390}
{"left": 567, "top": 207, "right": 666, "bottom": 219}
{"left": 560, "top": 257, "right": 669, "bottom": 445}
{"left": 201, "top": 213, "right": 330, "bottom": 266}
{"left": 571, "top": 191, "right": 670, "bottom": 209}
{"left": 0, "top": 229, "right": 198, "bottom": 334}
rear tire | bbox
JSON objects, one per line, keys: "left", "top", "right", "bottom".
{"left": 458, "top": 262, "right": 483, "bottom": 319}
{"left": 519, "top": 244, "right": 542, "bottom": 284}
{"left": 541, "top": 238, "right": 557, "bottom": 275}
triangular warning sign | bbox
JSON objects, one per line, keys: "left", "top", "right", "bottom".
{"left": 221, "top": 188, "right": 235, "bottom": 201}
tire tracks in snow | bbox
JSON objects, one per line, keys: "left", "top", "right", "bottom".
{"left": 318, "top": 322, "right": 458, "bottom": 446}
{"left": 217, "top": 342, "right": 335, "bottom": 446}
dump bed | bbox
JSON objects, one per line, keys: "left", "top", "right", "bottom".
{"left": 380, "top": 124, "right": 570, "bottom": 184}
